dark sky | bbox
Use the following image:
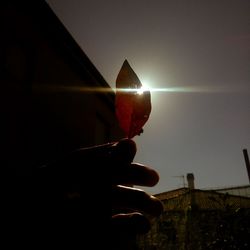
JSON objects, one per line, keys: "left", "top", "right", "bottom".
{"left": 46, "top": 0, "right": 250, "bottom": 194}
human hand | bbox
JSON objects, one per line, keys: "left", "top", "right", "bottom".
{"left": 30, "top": 138, "right": 163, "bottom": 248}
{"left": 109, "top": 139, "right": 163, "bottom": 249}
{"left": 110, "top": 139, "right": 162, "bottom": 225}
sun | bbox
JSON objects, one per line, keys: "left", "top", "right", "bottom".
{"left": 137, "top": 86, "right": 147, "bottom": 95}
{"left": 136, "top": 79, "right": 152, "bottom": 95}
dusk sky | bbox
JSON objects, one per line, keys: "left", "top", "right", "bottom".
{"left": 46, "top": 0, "right": 250, "bottom": 194}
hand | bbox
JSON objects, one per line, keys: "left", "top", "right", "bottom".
{"left": 110, "top": 139, "right": 163, "bottom": 249}
{"left": 10, "top": 139, "right": 163, "bottom": 248}
{"left": 63, "top": 139, "right": 163, "bottom": 248}
{"left": 110, "top": 139, "right": 162, "bottom": 221}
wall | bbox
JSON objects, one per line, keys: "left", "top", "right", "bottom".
{"left": 1, "top": 1, "right": 124, "bottom": 174}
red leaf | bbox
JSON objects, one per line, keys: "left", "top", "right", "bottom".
{"left": 115, "top": 60, "right": 151, "bottom": 138}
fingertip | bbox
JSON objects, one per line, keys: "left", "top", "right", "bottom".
{"left": 150, "top": 196, "right": 164, "bottom": 216}
{"left": 118, "top": 138, "right": 137, "bottom": 152}
{"left": 147, "top": 169, "right": 160, "bottom": 187}
{"left": 113, "top": 138, "right": 137, "bottom": 163}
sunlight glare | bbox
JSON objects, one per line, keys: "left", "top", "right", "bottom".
{"left": 33, "top": 83, "right": 249, "bottom": 95}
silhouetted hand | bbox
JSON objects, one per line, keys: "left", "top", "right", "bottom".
{"left": 109, "top": 139, "right": 163, "bottom": 249}
{"left": 8, "top": 139, "right": 163, "bottom": 249}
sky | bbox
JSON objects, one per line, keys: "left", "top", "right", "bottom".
{"left": 46, "top": 0, "right": 250, "bottom": 194}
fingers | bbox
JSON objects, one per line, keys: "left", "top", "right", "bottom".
{"left": 112, "top": 163, "right": 159, "bottom": 187}
{"left": 112, "top": 185, "right": 163, "bottom": 217}
{"left": 109, "top": 138, "right": 137, "bottom": 164}
{"left": 78, "top": 138, "right": 136, "bottom": 164}
{"left": 68, "top": 138, "right": 136, "bottom": 167}
{"left": 109, "top": 139, "right": 159, "bottom": 187}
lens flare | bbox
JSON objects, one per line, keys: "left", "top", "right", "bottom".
{"left": 32, "top": 84, "right": 249, "bottom": 94}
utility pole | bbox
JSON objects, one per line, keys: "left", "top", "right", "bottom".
{"left": 243, "top": 149, "right": 250, "bottom": 183}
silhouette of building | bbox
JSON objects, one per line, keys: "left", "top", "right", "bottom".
{"left": 1, "top": 0, "right": 124, "bottom": 173}
{"left": 138, "top": 174, "right": 250, "bottom": 250}
{"left": 206, "top": 185, "right": 250, "bottom": 198}
{"left": 2, "top": 2, "right": 125, "bottom": 248}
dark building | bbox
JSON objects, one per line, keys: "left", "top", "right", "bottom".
{"left": 1, "top": 0, "right": 124, "bottom": 174}
{"left": 1, "top": 1, "right": 124, "bottom": 248}
{"left": 138, "top": 175, "right": 250, "bottom": 250}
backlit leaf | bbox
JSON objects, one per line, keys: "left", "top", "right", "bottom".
{"left": 115, "top": 60, "right": 151, "bottom": 138}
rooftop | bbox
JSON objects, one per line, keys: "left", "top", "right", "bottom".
{"left": 156, "top": 185, "right": 250, "bottom": 211}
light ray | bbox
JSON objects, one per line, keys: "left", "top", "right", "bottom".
{"left": 32, "top": 84, "right": 250, "bottom": 94}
